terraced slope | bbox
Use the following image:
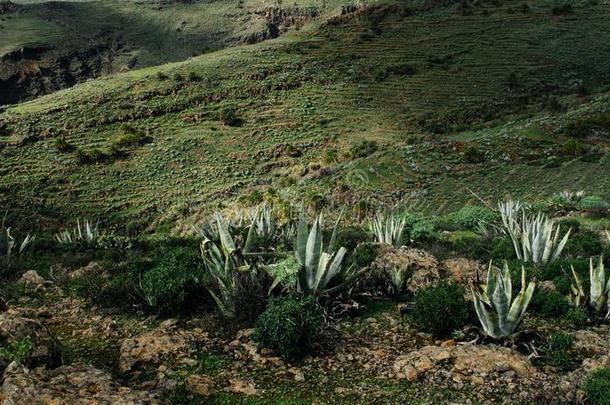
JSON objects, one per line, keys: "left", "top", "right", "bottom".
{"left": 0, "top": 0, "right": 343, "bottom": 103}
{"left": 1, "top": 0, "right": 609, "bottom": 231}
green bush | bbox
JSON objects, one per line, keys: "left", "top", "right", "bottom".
{"left": 336, "top": 226, "right": 369, "bottom": 251}
{"left": 490, "top": 236, "right": 517, "bottom": 261}
{"left": 409, "top": 281, "right": 474, "bottom": 338}
{"left": 583, "top": 368, "right": 610, "bottom": 405}
{"left": 254, "top": 295, "right": 323, "bottom": 360}
{"left": 579, "top": 196, "right": 609, "bottom": 214}
{"left": 349, "top": 140, "right": 378, "bottom": 158}
{"left": 530, "top": 288, "right": 571, "bottom": 318}
{"left": 404, "top": 213, "right": 437, "bottom": 242}
{"left": 565, "top": 307, "right": 588, "bottom": 328}
{"left": 546, "top": 331, "right": 576, "bottom": 371}
{"left": 139, "top": 246, "right": 204, "bottom": 313}
{"left": 53, "top": 137, "right": 73, "bottom": 152}
{"left": 565, "top": 228, "right": 604, "bottom": 258}
{"left": 219, "top": 107, "right": 242, "bottom": 126}
{"left": 452, "top": 205, "right": 498, "bottom": 229}
{"left": 0, "top": 337, "right": 33, "bottom": 365}
{"left": 352, "top": 243, "right": 379, "bottom": 268}
{"left": 463, "top": 145, "right": 486, "bottom": 163}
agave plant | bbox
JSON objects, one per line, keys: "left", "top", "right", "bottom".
{"left": 367, "top": 212, "right": 406, "bottom": 247}
{"left": 569, "top": 256, "right": 610, "bottom": 319}
{"left": 294, "top": 210, "right": 357, "bottom": 295}
{"left": 54, "top": 219, "right": 100, "bottom": 246}
{"left": 200, "top": 212, "right": 255, "bottom": 318}
{"left": 472, "top": 262, "right": 536, "bottom": 339}
{"left": 498, "top": 199, "right": 525, "bottom": 229}
{"left": 500, "top": 206, "right": 570, "bottom": 264}
{"left": 0, "top": 227, "right": 35, "bottom": 257}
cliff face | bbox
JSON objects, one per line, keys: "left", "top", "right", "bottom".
{"left": 0, "top": 35, "right": 128, "bottom": 105}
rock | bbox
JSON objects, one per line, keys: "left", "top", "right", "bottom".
{"left": 17, "top": 271, "right": 50, "bottom": 293}
{"left": 185, "top": 374, "right": 214, "bottom": 397}
{"left": 573, "top": 329, "right": 610, "bottom": 355}
{"left": 0, "top": 362, "right": 158, "bottom": 404}
{"left": 118, "top": 320, "right": 206, "bottom": 373}
{"left": 227, "top": 378, "right": 259, "bottom": 396}
{"left": 372, "top": 246, "right": 440, "bottom": 293}
{"left": 288, "top": 367, "right": 305, "bottom": 382}
{"left": 443, "top": 258, "right": 486, "bottom": 285}
{"left": 0, "top": 311, "right": 61, "bottom": 372}
{"left": 539, "top": 280, "right": 556, "bottom": 291}
{"left": 393, "top": 344, "right": 536, "bottom": 384}
{"left": 69, "top": 261, "right": 108, "bottom": 280}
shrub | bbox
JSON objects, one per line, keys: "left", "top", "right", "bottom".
{"left": 139, "top": 246, "right": 204, "bottom": 313}
{"left": 579, "top": 196, "right": 609, "bottom": 214}
{"left": 565, "top": 307, "right": 588, "bottom": 328}
{"left": 565, "top": 228, "right": 604, "bottom": 257}
{"left": 254, "top": 295, "right": 323, "bottom": 360}
{"left": 546, "top": 331, "right": 576, "bottom": 371}
{"left": 0, "top": 337, "right": 33, "bottom": 365}
{"left": 490, "top": 236, "right": 517, "bottom": 261}
{"left": 410, "top": 281, "right": 474, "bottom": 338}
{"left": 336, "top": 226, "right": 369, "bottom": 251}
{"left": 187, "top": 71, "right": 201, "bottom": 82}
{"left": 561, "top": 139, "right": 587, "bottom": 157}
{"left": 219, "top": 106, "right": 242, "bottom": 126}
{"left": 53, "top": 137, "right": 73, "bottom": 152}
{"left": 552, "top": 2, "right": 573, "bottom": 16}
{"left": 452, "top": 205, "right": 498, "bottom": 229}
{"left": 352, "top": 243, "right": 379, "bottom": 268}
{"left": 583, "top": 368, "right": 610, "bottom": 405}
{"left": 110, "top": 125, "right": 151, "bottom": 150}
{"left": 463, "top": 145, "right": 486, "bottom": 163}
{"left": 404, "top": 213, "right": 437, "bottom": 242}
{"left": 75, "top": 148, "right": 110, "bottom": 164}
{"left": 530, "top": 288, "right": 571, "bottom": 318}
{"left": 233, "top": 271, "right": 273, "bottom": 324}
{"left": 349, "top": 140, "right": 378, "bottom": 158}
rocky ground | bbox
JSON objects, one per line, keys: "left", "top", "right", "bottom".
{"left": 0, "top": 258, "right": 609, "bottom": 404}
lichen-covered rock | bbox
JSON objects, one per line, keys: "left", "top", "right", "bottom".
{"left": 0, "top": 362, "right": 158, "bottom": 404}
{"left": 0, "top": 311, "right": 61, "bottom": 372}
{"left": 69, "top": 261, "right": 108, "bottom": 280}
{"left": 371, "top": 246, "right": 440, "bottom": 293}
{"left": 393, "top": 344, "right": 537, "bottom": 383}
{"left": 17, "top": 270, "right": 50, "bottom": 293}
{"left": 573, "top": 328, "right": 610, "bottom": 355}
{"left": 118, "top": 319, "right": 207, "bottom": 373}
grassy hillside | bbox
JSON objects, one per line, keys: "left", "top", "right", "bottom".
{"left": 1, "top": 0, "right": 610, "bottom": 232}
{"left": 0, "top": 0, "right": 344, "bottom": 103}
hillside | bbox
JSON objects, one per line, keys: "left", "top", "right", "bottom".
{"left": 3, "top": 1, "right": 610, "bottom": 404}
{"left": 0, "top": 0, "right": 338, "bottom": 103}
{"left": 1, "top": 0, "right": 610, "bottom": 233}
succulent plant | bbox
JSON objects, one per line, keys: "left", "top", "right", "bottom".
{"left": 472, "top": 262, "right": 536, "bottom": 339}
{"left": 569, "top": 256, "right": 610, "bottom": 319}
{"left": 294, "top": 209, "right": 357, "bottom": 295}
{"left": 0, "top": 227, "right": 35, "bottom": 257}
{"left": 54, "top": 219, "right": 100, "bottom": 246}
{"left": 367, "top": 212, "right": 406, "bottom": 247}
{"left": 500, "top": 202, "right": 570, "bottom": 264}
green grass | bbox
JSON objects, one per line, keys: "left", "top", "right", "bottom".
{"left": 1, "top": 0, "right": 610, "bottom": 231}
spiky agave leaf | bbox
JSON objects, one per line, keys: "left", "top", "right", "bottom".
{"left": 472, "top": 262, "right": 535, "bottom": 339}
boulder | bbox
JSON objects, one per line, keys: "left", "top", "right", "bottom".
{"left": 17, "top": 271, "right": 50, "bottom": 293}
{"left": 372, "top": 246, "right": 440, "bottom": 293}
{"left": 0, "top": 362, "right": 158, "bottom": 404}
{"left": 0, "top": 311, "right": 61, "bottom": 372}
{"left": 69, "top": 261, "right": 108, "bottom": 280}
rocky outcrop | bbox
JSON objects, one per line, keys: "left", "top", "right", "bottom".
{"left": 0, "top": 34, "right": 128, "bottom": 105}
{"left": 239, "top": 6, "right": 319, "bottom": 44}
{"left": 392, "top": 343, "right": 537, "bottom": 383}
{"left": 0, "top": 1, "right": 17, "bottom": 15}
{"left": 0, "top": 311, "right": 61, "bottom": 372}
{"left": 118, "top": 319, "right": 207, "bottom": 374}
{"left": 0, "top": 362, "right": 158, "bottom": 404}
{"left": 372, "top": 246, "right": 440, "bottom": 293}
{"left": 17, "top": 270, "right": 52, "bottom": 294}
